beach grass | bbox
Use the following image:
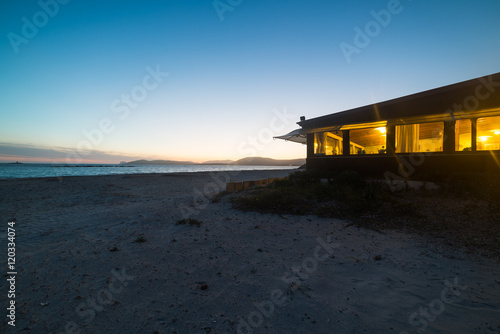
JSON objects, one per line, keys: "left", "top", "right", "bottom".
{"left": 231, "top": 170, "right": 401, "bottom": 218}
{"left": 231, "top": 170, "right": 500, "bottom": 259}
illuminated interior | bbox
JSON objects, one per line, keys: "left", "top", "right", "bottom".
{"left": 349, "top": 127, "right": 386, "bottom": 154}
{"left": 395, "top": 122, "right": 443, "bottom": 153}
{"left": 455, "top": 119, "right": 471, "bottom": 151}
{"left": 311, "top": 115, "right": 500, "bottom": 157}
{"left": 477, "top": 116, "right": 500, "bottom": 151}
{"left": 314, "top": 131, "right": 343, "bottom": 155}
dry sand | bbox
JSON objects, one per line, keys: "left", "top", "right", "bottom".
{"left": 0, "top": 170, "right": 499, "bottom": 334}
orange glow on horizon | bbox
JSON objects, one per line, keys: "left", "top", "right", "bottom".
{"left": 0, "top": 156, "right": 120, "bottom": 164}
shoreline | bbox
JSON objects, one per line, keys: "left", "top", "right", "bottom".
{"left": 0, "top": 167, "right": 300, "bottom": 181}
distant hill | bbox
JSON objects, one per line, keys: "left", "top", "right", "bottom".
{"left": 200, "top": 160, "right": 234, "bottom": 165}
{"left": 126, "top": 159, "right": 197, "bottom": 165}
{"left": 233, "top": 157, "right": 305, "bottom": 166}
{"left": 126, "top": 157, "right": 305, "bottom": 166}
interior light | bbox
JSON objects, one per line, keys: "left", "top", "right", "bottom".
{"left": 376, "top": 127, "right": 386, "bottom": 134}
{"left": 494, "top": 130, "right": 500, "bottom": 135}
{"left": 478, "top": 136, "right": 491, "bottom": 142}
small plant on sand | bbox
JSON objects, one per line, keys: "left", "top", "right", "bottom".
{"left": 176, "top": 218, "right": 203, "bottom": 227}
{"left": 133, "top": 236, "right": 147, "bottom": 243}
{"left": 286, "top": 282, "right": 312, "bottom": 300}
{"left": 211, "top": 190, "right": 229, "bottom": 203}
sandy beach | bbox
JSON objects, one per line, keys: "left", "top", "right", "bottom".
{"left": 1, "top": 170, "right": 499, "bottom": 334}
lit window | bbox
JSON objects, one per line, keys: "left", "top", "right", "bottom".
{"left": 395, "top": 122, "right": 443, "bottom": 153}
{"left": 350, "top": 127, "right": 386, "bottom": 154}
{"left": 455, "top": 119, "right": 471, "bottom": 151}
{"left": 477, "top": 116, "right": 500, "bottom": 151}
{"left": 314, "top": 131, "right": 343, "bottom": 155}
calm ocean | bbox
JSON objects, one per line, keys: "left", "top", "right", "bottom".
{"left": 0, "top": 163, "right": 298, "bottom": 179}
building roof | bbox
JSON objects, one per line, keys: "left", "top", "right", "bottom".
{"left": 298, "top": 72, "right": 500, "bottom": 132}
{"left": 273, "top": 128, "right": 307, "bottom": 144}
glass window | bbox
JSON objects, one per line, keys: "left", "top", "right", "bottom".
{"left": 395, "top": 122, "right": 443, "bottom": 153}
{"left": 477, "top": 116, "right": 500, "bottom": 151}
{"left": 350, "top": 127, "right": 386, "bottom": 154}
{"left": 455, "top": 119, "right": 471, "bottom": 151}
{"left": 314, "top": 131, "right": 343, "bottom": 155}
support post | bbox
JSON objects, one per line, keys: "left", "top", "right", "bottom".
{"left": 471, "top": 118, "right": 477, "bottom": 152}
{"left": 386, "top": 125, "right": 396, "bottom": 155}
{"left": 307, "top": 133, "right": 315, "bottom": 158}
{"left": 342, "top": 130, "right": 350, "bottom": 156}
{"left": 443, "top": 121, "right": 456, "bottom": 153}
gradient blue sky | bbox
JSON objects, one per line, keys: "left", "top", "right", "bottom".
{"left": 1, "top": 0, "right": 499, "bottom": 163}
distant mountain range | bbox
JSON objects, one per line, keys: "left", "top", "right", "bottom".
{"left": 125, "top": 157, "right": 305, "bottom": 166}
{"left": 125, "top": 160, "right": 196, "bottom": 165}
{"left": 230, "top": 157, "right": 305, "bottom": 166}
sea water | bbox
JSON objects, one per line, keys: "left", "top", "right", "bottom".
{"left": 0, "top": 163, "right": 298, "bottom": 179}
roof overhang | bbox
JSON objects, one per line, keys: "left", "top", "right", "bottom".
{"left": 274, "top": 129, "right": 307, "bottom": 144}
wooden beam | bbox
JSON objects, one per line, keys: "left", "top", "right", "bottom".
{"left": 443, "top": 121, "right": 456, "bottom": 153}
{"left": 386, "top": 125, "right": 396, "bottom": 155}
{"left": 471, "top": 118, "right": 477, "bottom": 152}
{"left": 307, "top": 133, "right": 315, "bottom": 158}
{"left": 342, "top": 130, "right": 350, "bottom": 156}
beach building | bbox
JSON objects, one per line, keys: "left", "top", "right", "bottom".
{"left": 276, "top": 72, "right": 500, "bottom": 176}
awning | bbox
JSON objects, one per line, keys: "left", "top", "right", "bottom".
{"left": 274, "top": 129, "right": 307, "bottom": 144}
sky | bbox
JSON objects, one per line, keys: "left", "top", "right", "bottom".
{"left": 1, "top": 0, "right": 499, "bottom": 163}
